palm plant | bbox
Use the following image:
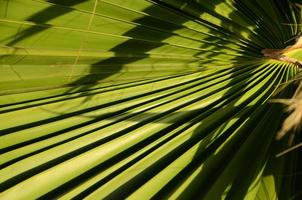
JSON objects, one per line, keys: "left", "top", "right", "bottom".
{"left": 0, "top": 0, "right": 301, "bottom": 199}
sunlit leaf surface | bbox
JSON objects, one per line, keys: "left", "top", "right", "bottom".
{"left": 0, "top": 0, "right": 301, "bottom": 199}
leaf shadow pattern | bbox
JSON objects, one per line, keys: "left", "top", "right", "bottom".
{"left": 3, "top": 0, "right": 89, "bottom": 46}
{"left": 147, "top": 1, "right": 301, "bottom": 199}
{"left": 0, "top": 0, "right": 301, "bottom": 199}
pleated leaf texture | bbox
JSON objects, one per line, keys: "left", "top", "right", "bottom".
{"left": 0, "top": 0, "right": 302, "bottom": 199}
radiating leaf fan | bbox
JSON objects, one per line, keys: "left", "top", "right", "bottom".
{"left": 0, "top": 0, "right": 301, "bottom": 199}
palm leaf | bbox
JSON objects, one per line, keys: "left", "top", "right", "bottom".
{"left": 0, "top": 0, "right": 301, "bottom": 199}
